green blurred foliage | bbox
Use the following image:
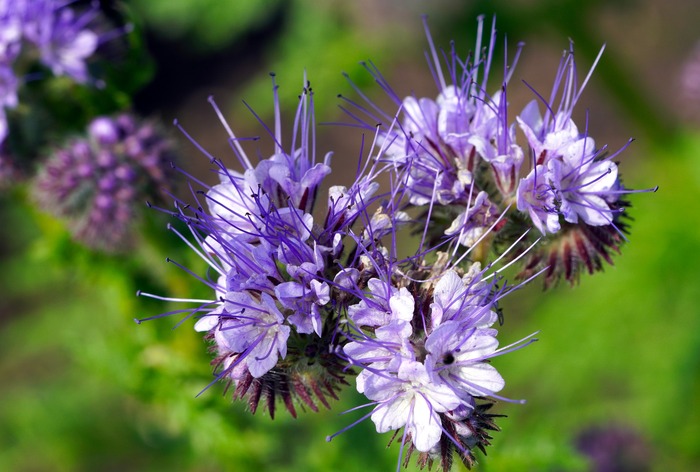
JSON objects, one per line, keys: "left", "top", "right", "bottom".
{"left": 129, "top": 0, "right": 412, "bottom": 115}
{"left": 241, "top": 0, "right": 388, "bottom": 114}
{"left": 131, "top": 0, "right": 285, "bottom": 53}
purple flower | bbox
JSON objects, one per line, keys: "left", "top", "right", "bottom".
{"left": 444, "top": 190, "right": 501, "bottom": 247}
{"left": 325, "top": 177, "right": 380, "bottom": 242}
{"left": 517, "top": 98, "right": 581, "bottom": 167}
{"left": 362, "top": 360, "right": 463, "bottom": 452}
{"left": 341, "top": 16, "right": 524, "bottom": 247}
{"left": 424, "top": 321, "right": 505, "bottom": 397}
{"left": 204, "top": 170, "right": 266, "bottom": 242}
{"left": 21, "top": 1, "right": 100, "bottom": 83}
{"left": 340, "top": 261, "right": 533, "bottom": 461}
{"left": 516, "top": 44, "right": 625, "bottom": 234}
{"left": 253, "top": 150, "right": 332, "bottom": 214}
{"left": 0, "top": 1, "right": 121, "bottom": 151}
{"left": 348, "top": 278, "right": 414, "bottom": 327}
{"left": 33, "top": 113, "right": 176, "bottom": 251}
{"left": 547, "top": 138, "right": 619, "bottom": 226}
{"left": 151, "top": 77, "right": 382, "bottom": 417}
{"left": 428, "top": 268, "right": 498, "bottom": 329}
{"left": 516, "top": 164, "right": 561, "bottom": 235}
{"left": 210, "top": 291, "right": 291, "bottom": 379}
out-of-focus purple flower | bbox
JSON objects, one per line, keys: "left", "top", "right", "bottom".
{"left": 0, "top": 0, "right": 114, "bottom": 150}
{"left": 22, "top": 1, "right": 100, "bottom": 83}
{"left": 0, "top": 0, "right": 103, "bottom": 86}
{"left": 33, "top": 113, "right": 176, "bottom": 251}
{"left": 575, "top": 424, "right": 653, "bottom": 472}
{"left": 0, "top": 1, "right": 23, "bottom": 64}
{"left": 0, "top": 1, "right": 22, "bottom": 143}
{"left": 678, "top": 40, "right": 700, "bottom": 121}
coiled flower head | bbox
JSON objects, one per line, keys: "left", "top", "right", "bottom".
{"left": 340, "top": 15, "right": 523, "bottom": 254}
{"left": 331, "top": 236, "right": 535, "bottom": 469}
{"left": 513, "top": 44, "right": 657, "bottom": 286}
{"left": 140, "top": 76, "right": 384, "bottom": 418}
{"left": 33, "top": 113, "right": 176, "bottom": 251}
{"left": 341, "top": 16, "right": 655, "bottom": 287}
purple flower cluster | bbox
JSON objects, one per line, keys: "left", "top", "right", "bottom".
{"left": 151, "top": 81, "right": 384, "bottom": 416}
{"left": 515, "top": 45, "right": 624, "bottom": 236}
{"left": 0, "top": 0, "right": 103, "bottom": 144}
{"left": 143, "top": 16, "right": 651, "bottom": 472}
{"left": 33, "top": 114, "right": 176, "bottom": 251}
{"left": 340, "top": 264, "right": 530, "bottom": 461}
{"left": 342, "top": 16, "right": 652, "bottom": 286}
{"left": 142, "top": 75, "right": 535, "bottom": 470}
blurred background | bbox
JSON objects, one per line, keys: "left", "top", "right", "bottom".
{"left": 1, "top": 0, "right": 700, "bottom": 470}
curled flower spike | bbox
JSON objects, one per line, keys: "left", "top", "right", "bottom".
{"left": 340, "top": 15, "right": 524, "bottom": 252}
{"left": 141, "top": 76, "right": 385, "bottom": 418}
{"left": 33, "top": 113, "right": 176, "bottom": 251}
{"left": 516, "top": 44, "right": 619, "bottom": 234}
{"left": 334, "top": 252, "right": 536, "bottom": 469}
{"left": 514, "top": 43, "right": 657, "bottom": 285}
{"left": 342, "top": 15, "right": 654, "bottom": 287}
